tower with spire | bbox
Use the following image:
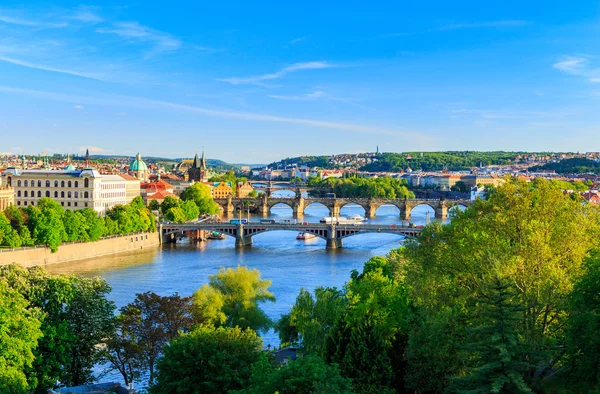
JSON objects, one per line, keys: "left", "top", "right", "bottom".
{"left": 188, "top": 150, "right": 208, "bottom": 182}
{"left": 85, "top": 149, "right": 90, "bottom": 167}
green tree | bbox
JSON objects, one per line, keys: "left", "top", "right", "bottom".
{"left": 114, "top": 292, "right": 194, "bottom": 385}
{"left": 165, "top": 207, "right": 187, "bottom": 223}
{"left": 148, "top": 199, "right": 160, "bottom": 211}
{"left": 193, "top": 266, "right": 275, "bottom": 333}
{"left": 160, "top": 196, "right": 180, "bottom": 215}
{"left": 450, "top": 277, "right": 533, "bottom": 394}
{"left": 180, "top": 182, "right": 220, "bottom": 214}
{"left": 451, "top": 180, "right": 469, "bottom": 193}
{"left": 242, "top": 354, "right": 353, "bottom": 394}
{"left": 150, "top": 326, "right": 262, "bottom": 394}
{"left": 181, "top": 199, "right": 200, "bottom": 221}
{"left": 27, "top": 199, "right": 67, "bottom": 252}
{"left": 0, "top": 211, "right": 22, "bottom": 248}
{"left": 0, "top": 279, "right": 42, "bottom": 394}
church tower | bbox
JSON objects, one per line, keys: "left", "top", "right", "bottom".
{"left": 188, "top": 151, "right": 207, "bottom": 182}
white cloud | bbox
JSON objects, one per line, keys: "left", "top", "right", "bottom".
{"left": 553, "top": 55, "right": 600, "bottom": 83}
{"left": 0, "top": 85, "right": 430, "bottom": 139}
{"left": 73, "top": 105, "right": 84, "bottom": 109}
{"left": 79, "top": 146, "right": 104, "bottom": 153}
{"left": 268, "top": 90, "right": 327, "bottom": 100}
{"left": 0, "top": 55, "right": 105, "bottom": 80}
{"left": 290, "top": 37, "right": 307, "bottom": 44}
{"left": 217, "top": 61, "right": 335, "bottom": 85}
{"left": 68, "top": 6, "right": 103, "bottom": 24}
{"left": 97, "top": 21, "right": 181, "bottom": 54}
{"left": 0, "top": 13, "right": 67, "bottom": 28}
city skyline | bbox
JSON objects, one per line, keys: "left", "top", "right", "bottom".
{"left": 1, "top": 1, "right": 599, "bottom": 161}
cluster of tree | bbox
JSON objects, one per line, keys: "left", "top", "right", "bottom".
{"left": 360, "top": 151, "right": 528, "bottom": 172}
{"left": 148, "top": 183, "right": 220, "bottom": 222}
{"left": 0, "top": 197, "right": 155, "bottom": 252}
{"left": 533, "top": 177, "right": 590, "bottom": 191}
{"left": 0, "top": 264, "right": 115, "bottom": 393}
{"left": 530, "top": 158, "right": 600, "bottom": 174}
{"left": 307, "top": 176, "right": 415, "bottom": 199}
{"left": 274, "top": 177, "right": 600, "bottom": 393}
{"left": 266, "top": 156, "right": 332, "bottom": 170}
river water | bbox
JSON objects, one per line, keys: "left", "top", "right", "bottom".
{"left": 46, "top": 202, "right": 446, "bottom": 346}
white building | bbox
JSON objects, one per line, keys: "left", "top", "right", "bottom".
{"left": 2, "top": 167, "right": 139, "bottom": 215}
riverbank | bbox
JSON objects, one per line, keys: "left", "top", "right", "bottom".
{"left": 0, "top": 232, "right": 159, "bottom": 268}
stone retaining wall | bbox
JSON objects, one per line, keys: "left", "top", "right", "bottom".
{"left": 0, "top": 232, "right": 160, "bottom": 268}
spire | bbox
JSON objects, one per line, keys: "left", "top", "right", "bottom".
{"left": 85, "top": 148, "right": 90, "bottom": 166}
{"left": 201, "top": 150, "right": 206, "bottom": 169}
{"left": 192, "top": 153, "right": 199, "bottom": 169}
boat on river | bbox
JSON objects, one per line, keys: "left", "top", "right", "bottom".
{"left": 207, "top": 231, "right": 226, "bottom": 240}
{"left": 296, "top": 232, "right": 317, "bottom": 240}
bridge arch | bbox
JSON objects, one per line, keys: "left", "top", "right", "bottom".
{"left": 339, "top": 202, "right": 366, "bottom": 216}
{"left": 304, "top": 201, "right": 330, "bottom": 216}
{"left": 268, "top": 201, "right": 295, "bottom": 216}
{"left": 270, "top": 188, "right": 298, "bottom": 198}
{"left": 244, "top": 227, "right": 329, "bottom": 241}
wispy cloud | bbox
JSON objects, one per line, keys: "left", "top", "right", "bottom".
{"left": 553, "top": 55, "right": 600, "bottom": 83}
{"left": 0, "top": 55, "right": 105, "bottom": 80}
{"left": 0, "top": 85, "right": 426, "bottom": 139}
{"left": 67, "top": 6, "right": 103, "bottom": 24}
{"left": 97, "top": 21, "right": 181, "bottom": 54}
{"left": 79, "top": 146, "right": 104, "bottom": 153}
{"left": 290, "top": 37, "right": 307, "bottom": 44}
{"left": 0, "top": 12, "right": 67, "bottom": 28}
{"left": 382, "top": 20, "right": 529, "bottom": 38}
{"left": 217, "top": 61, "right": 335, "bottom": 86}
{"left": 73, "top": 105, "right": 84, "bottom": 109}
{"left": 268, "top": 90, "right": 327, "bottom": 100}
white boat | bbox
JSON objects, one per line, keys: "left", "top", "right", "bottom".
{"left": 349, "top": 214, "right": 367, "bottom": 222}
{"left": 296, "top": 232, "right": 317, "bottom": 240}
{"left": 319, "top": 216, "right": 355, "bottom": 225}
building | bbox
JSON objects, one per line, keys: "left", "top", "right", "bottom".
{"left": 0, "top": 185, "right": 14, "bottom": 210}
{"left": 2, "top": 167, "right": 133, "bottom": 215}
{"left": 461, "top": 174, "right": 504, "bottom": 189}
{"left": 120, "top": 173, "right": 142, "bottom": 204}
{"left": 236, "top": 181, "right": 254, "bottom": 198}
{"left": 437, "top": 174, "right": 462, "bottom": 191}
{"left": 129, "top": 153, "right": 150, "bottom": 182}
{"left": 141, "top": 176, "right": 177, "bottom": 205}
{"left": 213, "top": 182, "right": 233, "bottom": 198}
{"left": 188, "top": 152, "right": 208, "bottom": 182}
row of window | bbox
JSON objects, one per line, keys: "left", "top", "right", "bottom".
{"left": 17, "top": 200, "right": 88, "bottom": 208}
{"left": 15, "top": 179, "right": 90, "bottom": 188}
{"left": 17, "top": 190, "right": 90, "bottom": 199}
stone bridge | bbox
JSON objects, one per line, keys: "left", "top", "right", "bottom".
{"left": 159, "top": 222, "right": 422, "bottom": 249}
{"left": 215, "top": 195, "right": 472, "bottom": 220}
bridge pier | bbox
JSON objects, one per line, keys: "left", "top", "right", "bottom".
{"left": 365, "top": 203, "right": 377, "bottom": 219}
{"left": 400, "top": 206, "right": 411, "bottom": 220}
{"left": 435, "top": 205, "right": 447, "bottom": 219}
{"left": 235, "top": 225, "right": 252, "bottom": 248}
{"left": 326, "top": 226, "right": 342, "bottom": 249}
{"left": 293, "top": 197, "right": 305, "bottom": 219}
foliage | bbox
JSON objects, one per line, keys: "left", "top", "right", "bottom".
{"left": 180, "top": 182, "right": 220, "bottom": 214}
{"left": 0, "top": 264, "right": 115, "bottom": 391}
{"left": 530, "top": 157, "right": 600, "bottom": 174}
{"left": 150, "top": 325, "right": 262, "bottom": 394}
{"left": 0, "top": 279, "right": 42, "bottom": 394}
{"left": 193, "top": 266, "right": 275, "bottom": 333}
{"left": 147, "top": 199, "right": 160, "bottom": 211}
{"left": 307, "top": 176, "right": 414, "bottom": 199}
{"left": 240, "top": 353, "right": 353, "bottom": 394}
{"left": 400, "top": 177, "right": 600, "bottom": 390}
{"left": 561, "top": 251, "right": 600, "bottom": 392}
{"left": 209, "top": 170, "right": 242, "bottom": 195}
{"left": 449, "top": 277, "right": 533, "bottom": 394}
{"left": 106, "top": 292, "right": 194, "bottom": 385}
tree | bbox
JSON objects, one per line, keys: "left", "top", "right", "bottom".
{"left": 164, "top": 207, "right": 187, "bottom": 223}
{"left": 450, "top": 277, "right": 533, "bottom": 394}
{"left": 0, "top": 279, "right": 42, "bottom": 394}
{"left": 0, "top": 211, "right": 22, "bottom": 248}
{"left": 401, "top": 178, "right": 600, "bottom": 390}
{"left": 180, "top": 183, "right": 220, "bottom": 214}
{"left": 193, "top": 266, "right": 275, "bottom": 333}
{"left": 181, "top": 200, "right": 200, "bottom": 221}
{"left": 562, "top": 251, "right": 600, "bottom": 392}
{"left": 148, "top": 199, "right": 160, "bottom": 211}
{"left": 150, "top": 326, "right": 262, "bottom": 394}
{"left": 451, "top": 180, "right": 469, "bottom": 193}
{"left": 160, "top": 196, "right": 180, "bottom": 216}
{"left": 241, "top": 354, "right": 353, "bottom": 394}
{"left": 27, "top": 199, "right": 67, "bottom": 252}
{"left": 115, "top": 292, "right": 194, "bottom": 385}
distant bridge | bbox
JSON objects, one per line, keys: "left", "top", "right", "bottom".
{"left": 215, "top": 195, "right": 472, "bottom": 220}
{"left": 159, "top": 222, "right": 422, "bottom": 249}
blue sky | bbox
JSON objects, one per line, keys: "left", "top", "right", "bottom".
{"left": 0, "top": 1, "right": 599, "bottom": 162}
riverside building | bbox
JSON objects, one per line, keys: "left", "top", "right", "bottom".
{"left": 2, "top": 167, "right": 139, "bottom": 215}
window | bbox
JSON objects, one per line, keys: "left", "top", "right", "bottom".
{"left": 75, "top": 181, "right": 79, "bottom": 187}
{"left": 68, "top": 202, "right": 71, "bottom": 207}
{"left": 61, "top": 181, "right": 65, "bottom": 187}
{"left": 68, "top": 192, "right": 71, "bottom": 198}
{"left": 24, "top": 180, "right": 28, "bottom": 187}
{"left": 61, "top": 202, "right": 64, "bottom": 206}
{"left": 24, "top": 191, "right": 28, "bottom": 197}
{"left": 61, "top": 191, "right": 65, "bottom": 198}
{"left": 38, "top": 180, "right": 41, "bottom": 187}
{"left": 84, "top": 178, "right": 89, "bottom": 188}
{"left": 37, "top": 191, "right": 41, "bottom": 197}
{"left": 74, "top": 202, "right": 78, "bottom": 207}
{"left": 17, "top": 180, "right": 21, "bottom": 187}
{"left": 84, "top": 191, "right": 89, "bottom": 198}
{"left": 85, "top": 202, "right": 88, "bottom": 207}
{"left": 54, "top": 191, "right": 58, "bottom": 198}
{"left": 54, "top": 180, "right": 58, "bottom": 187}
{"left": 45, "top": 191, "right": 50, "bottom": 197}
{"left": 6, "top": 177, "right": 11, "bottom": 186}
{"left": 17, "top": 201, "right": 20, "bottom": 206}
{"left": 17, "top": 190, "right": 21, "bottom": 197}
{"left": 46, "top": 180, "right": 50, "bottom": 187}
{"left": 68, "top": 181, "right": 72, "bottom": 188}
{"left": 74, "top": 192, "right": 78, "bottom": 198}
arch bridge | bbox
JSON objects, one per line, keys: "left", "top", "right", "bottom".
{"left": 215, "top": 195, "right": 472, "bottom": 220}
{"left": 159, "top": 222, "right": 422, "bottom": 249}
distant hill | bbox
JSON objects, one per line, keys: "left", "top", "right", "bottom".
{"left": 530, "top": 158, "right": 600, "bottom": 174}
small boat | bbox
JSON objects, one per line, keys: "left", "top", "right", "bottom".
{"left": 207, "top": 231, "right": 226, "bottom": 240}
{"left": 296, "top": 232, "right": 317, "bottom": 240}
{"left": 349, "top": 214, "right": 367, "bottom": 222}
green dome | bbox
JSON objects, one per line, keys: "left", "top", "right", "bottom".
{"left": 64, "top": 163, "right": 76, "bottom": 171}
{"left": 130, "top": 153, "right": 148, "bottom": 172}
